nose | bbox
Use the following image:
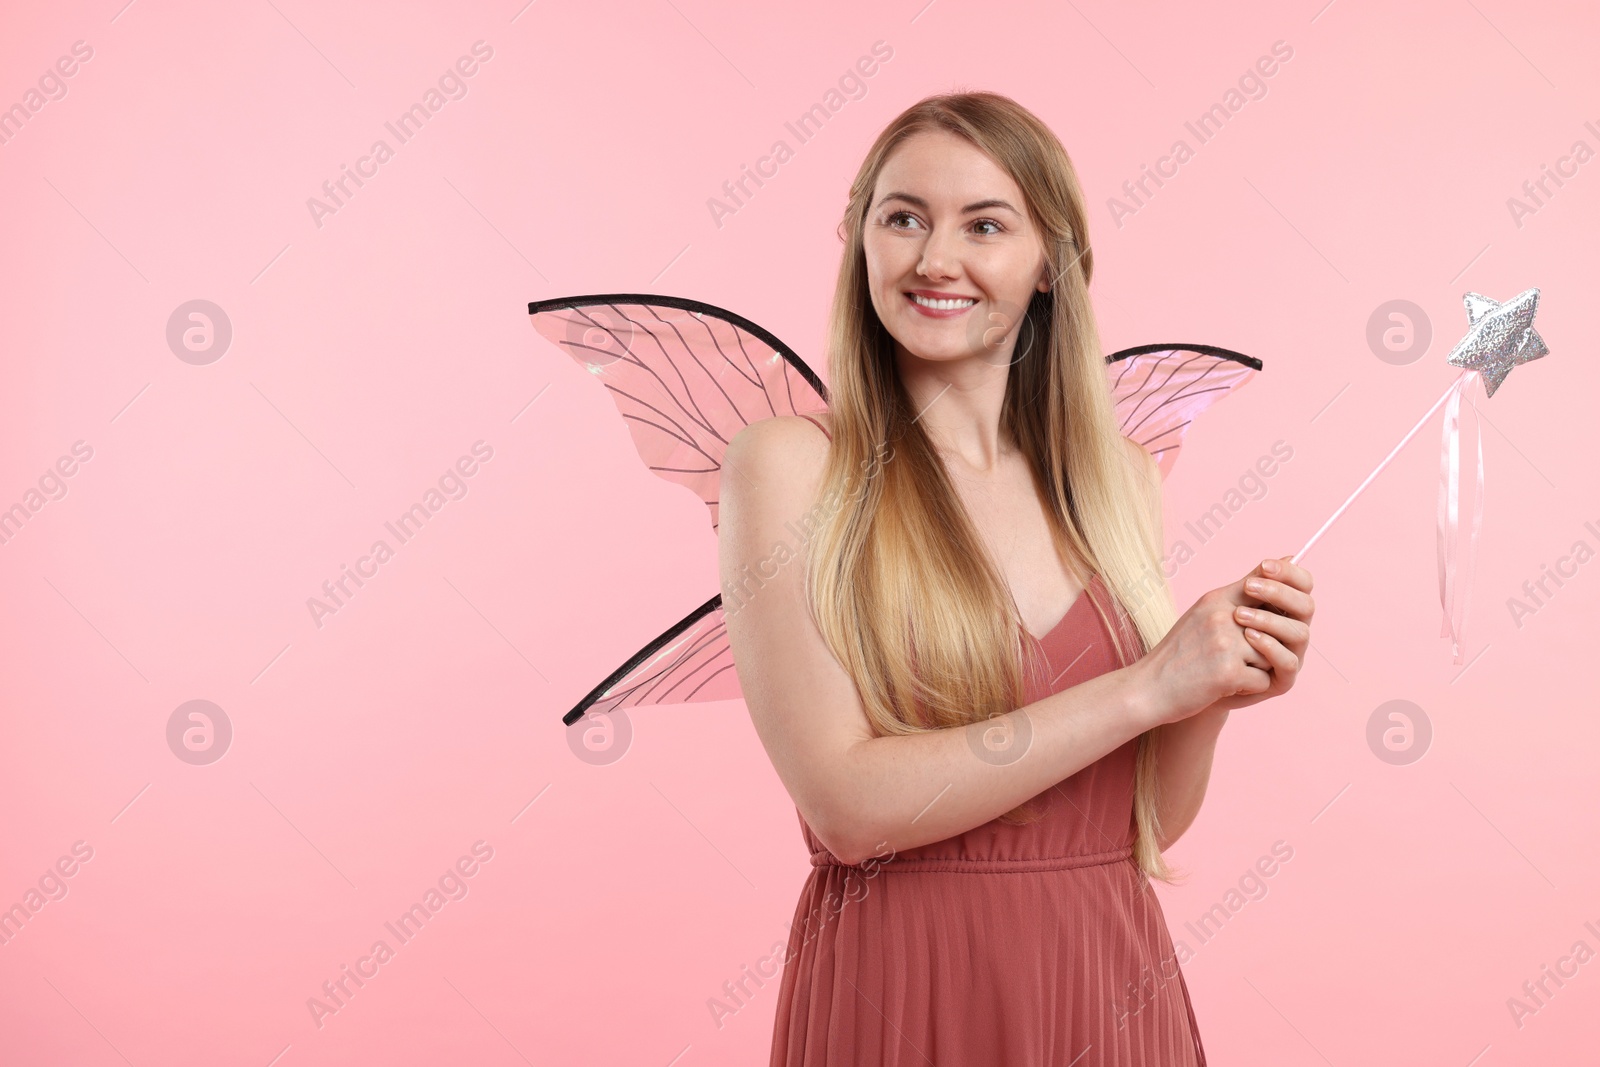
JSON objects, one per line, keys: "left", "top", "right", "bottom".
{"left": 916, "top": 223, "right": 961, "bottom": 280}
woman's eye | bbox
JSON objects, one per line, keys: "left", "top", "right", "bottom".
{"left": 883, "top": 211, "right": 1002, "bottom": 236}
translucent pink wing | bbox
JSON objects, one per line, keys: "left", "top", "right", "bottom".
{"left": 529, "top": 293, "right": 829, "bottom": 533}
{"left": 529, "top": 294, "right": 828, "bottom": 725}
{"left": 1104, "top": 343, "right": 1264, "bottom": 480}
{"left": 558, "top": 594, "right": 742, "bottom": 726}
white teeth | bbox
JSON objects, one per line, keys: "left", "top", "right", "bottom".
{"left": 910, "top": 294, "right": 976, "bottom": 310}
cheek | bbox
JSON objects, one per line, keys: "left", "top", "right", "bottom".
{"left": 864, "top": 243, "right": 902, "bottom": 289}
{"left": 861, "top": 237, "right": 893, "bottom": 277}
{"left": 980, "top": 256, "right": 1040, "bottom": 301}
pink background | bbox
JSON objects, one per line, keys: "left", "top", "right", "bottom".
{"left": 3, "top": 0, "right": 1597, "bottom": 1063}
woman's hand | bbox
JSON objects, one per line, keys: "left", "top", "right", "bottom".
{"left": 1210, "top": 555, "right": 1314, "bottom": 715}
{"left": 1130, "top": 555, "right": 1315, "bottom": 727}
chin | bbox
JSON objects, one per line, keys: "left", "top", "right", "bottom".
{"left": 899, "top": 340, "right": 977, "bottom": 363}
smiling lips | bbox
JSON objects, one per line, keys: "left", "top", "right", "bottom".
{"left": 905, "top": 291, "right": 978, "bottom": 317}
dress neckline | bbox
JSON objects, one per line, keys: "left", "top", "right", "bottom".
{"left": 799, "top": 413, "right": 1101, "bottom": 651}
{"left": 1021, "top": 574, "right": 1100, "bottom": 645}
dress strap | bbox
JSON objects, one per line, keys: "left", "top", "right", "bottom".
{"left": 799, "top": 413, "right": 832, "bottom": 441}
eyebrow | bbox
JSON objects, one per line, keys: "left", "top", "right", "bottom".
{"left": 875, "top": 192, "right": 1022, "bottom": 216}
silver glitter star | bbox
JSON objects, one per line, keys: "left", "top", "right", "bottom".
{"left": 1445, "top": 287, "right": 1548, "bottom": 398}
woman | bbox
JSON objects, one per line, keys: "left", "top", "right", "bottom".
{"left": 719, "top": 91, "right": 1314, "bottom": 1067}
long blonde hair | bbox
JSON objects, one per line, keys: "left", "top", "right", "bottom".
{"left": 803, "top": 91, "right": 1186, "bottom": 885}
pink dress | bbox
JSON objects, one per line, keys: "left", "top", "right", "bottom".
{"left": 769, "top": 415, "right": 1206, "bottom": 1066}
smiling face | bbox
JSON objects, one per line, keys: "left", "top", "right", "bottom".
{"left": 863, "top": 129, "right": 1052, "bottom": 366}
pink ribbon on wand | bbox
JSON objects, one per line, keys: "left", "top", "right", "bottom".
{"left": 1437, "top": 374, "right": 1484, "bottom": 664}
{"left": 1290, "top": 373, "right": 1483, "bottom": 663}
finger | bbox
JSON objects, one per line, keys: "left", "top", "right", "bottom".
{"left": 1242, "top": 575, "right": 1314, "bottom": 621}
{"left": 1234, "top": 626, "right": 1271, "bottom": 671}
{"left": 1233, "top": 603, "right": 1309, "bottom": 648}
{"left": 1243, "top": 625, "right": 1299, "bottom": 674}
{"left": 1261, "top": 556, "right": 1312, "bottom": 594}
{"left": 1234, "top": 663, "right": 1274, "bottom": 696}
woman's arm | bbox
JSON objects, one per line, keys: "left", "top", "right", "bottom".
{"left": 1150, "top": 708, "right": 1228, "bottom": 851}
{"left": 1147, "top": 552, "right": 1315, "bottom": 850}
{"left": 722, "top": 418, "right": 1167, "bottom": 867}
{"left": 828, "top": 668, "right": 1163, "bottom": 864}
{"left": 1118, "top": 435, "right": 1230, "bottom": 853}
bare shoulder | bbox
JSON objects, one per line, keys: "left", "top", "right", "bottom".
{"left": 731, "top": 411, "right": 831, "bottom": 449}
{"left": 725, "top": 415, "right": 832, "bottom": 500}
{"left": 801, "top": 410, "right": 833, "bottom": 436}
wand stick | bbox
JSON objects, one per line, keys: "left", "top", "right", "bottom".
{"left": 1290, "top": 377, "right": 1461, "bottom": 564}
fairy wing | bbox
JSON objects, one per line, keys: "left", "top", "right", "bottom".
{"left": 529, "top": 294, "right": 828, "bottom": 725}
{"left": 1105, "top": 342, "right": 1263, "bottom": 479}
{"left": 534, "top": 294, "right": 1263, "bottom": 726}
{"left": 529, "top": 293, "right": 829, "bottom": 534}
